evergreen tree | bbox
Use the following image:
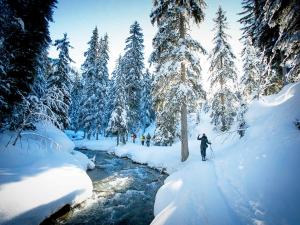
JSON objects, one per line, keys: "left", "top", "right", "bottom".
{"left": 81, "top": 27, "right": 99, "bottom": 139}
{"left": 0, "top": 0, "right": 57, "bottom": 127}
{"left": 33, "top": 50, "right": 51, "bottom": 98}
{"left": 239, "top": 0, "right": 300, "bottom": 94}
{"left": 69, "top": 71, "right": 82, "bottom": 132}
{"left": 152, "top": 111, "right": 177, "bottom": 146}
{"left": 122, "top": 21, "right": 145, "bottom": 133}
{"left": 106, "top": 56, "right": 129, "bottom": 144}
{"left": 46, "top": 33, "right": 73, "bottom": 129}
{"left": 240, "top": 37, "right": 262, "bottom": 102}
{"left": 209, "top": 7, "right": 239, "bottom": 132}
{"left": 140, "top": 69, "right": 155, "bottom": 131}
{"left": 150, "top": 0, "right": 206, "bottom": 161}
{"left": 94, "top": 33, "right": 109, "bottom": 139}
{"left": 105, "top": 56, "right": 122, "bottom": 136}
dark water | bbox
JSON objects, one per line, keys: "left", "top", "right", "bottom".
{"left": 56, "top": 149, "right": 167, "bottom": 225}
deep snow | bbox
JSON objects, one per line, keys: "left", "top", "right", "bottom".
{"left": 82, "top": 82, "right": 300, "bottom": 225}
{"left": 0, "top": 123, "right": 94, "bottom": 225}
{"left": 1, "top": 81, "right": 299, "bottom": 225}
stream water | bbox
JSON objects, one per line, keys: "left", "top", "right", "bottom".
{"left": 55, "top": 149, "right": 167, "bottom": 225}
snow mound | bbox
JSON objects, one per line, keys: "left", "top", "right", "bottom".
{"left": 112, "top": 82, "right": 300, "bottom": 225}
{"left": 0, "top": 122, "right": 94, "bottom": 225}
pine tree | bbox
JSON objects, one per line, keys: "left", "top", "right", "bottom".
{"left": 209, "top": 7, "right": 239, "bottom": 132}
{"left": 239, "top": 0, "right": 300, "bottom": 94}
{"left": 69, "top": 71, "right": 82, "bottom": 132}
{"left": 240, "top": 37, "right": 262, "bottom": 102}
{"left": 140, "top": 69, "right": 155, "bottom": 131}
{"left": 46, "top": 33, "right": 73, "bottom": 129}
{"left": 81, "top": 27, "right": 99, "bottom": 139}
{"left": 94, "top": 33, "right": 109, "bottom": 139}
{"left": 262, "top": 0, "right": 300, "bottom": 84}
{"left": 150, "top": 0, "right": 206, "bottom": 161}
{"left": 122, "top": 21, "right": 145, "bottom": 133}
{"left": 33, "top": 50, "right": 51, "bottom": 98}
{"left": 106, "top": 56, "right": 129, "bottom": 144}
{"left": 0, "top": 0, "right": 57, "bottom": 127}
{"left": 105, "top": 56, "right": 122, "bottom": 136}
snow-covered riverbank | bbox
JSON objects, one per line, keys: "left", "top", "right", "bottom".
{"left": 0, "top": 123, "right": 94, "bottom": 225}
{"left": 1, "top": 82, "right": 299, "bottom": 225}
{"left": 75, "top": 82, "right": 300, "bottom": 225}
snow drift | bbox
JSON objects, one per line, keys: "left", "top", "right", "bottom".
{"left": 114, "top": 82, "right": 300, "bottom": 225}
{"left": 0, "top": 122, "right": 94, "bottom": 225}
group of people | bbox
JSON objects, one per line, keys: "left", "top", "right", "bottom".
{"left": 131, "top": 133, "right": 151, "bottom": 147}
{"left": 131, "top": 132, "right": 212, "bottom": 161}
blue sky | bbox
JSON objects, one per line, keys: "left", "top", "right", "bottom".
{"left": 49, "top": 0, "right": 243, "bottom": 78}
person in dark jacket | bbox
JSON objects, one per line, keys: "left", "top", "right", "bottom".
{"left": 197, "top": 133, "right": 211, "bottom": 161}
{"left": 146, "top": 133, "right": 151, "bottom": 147}
{"left": 131, "top": 133, "right": 137, "bottom": 143}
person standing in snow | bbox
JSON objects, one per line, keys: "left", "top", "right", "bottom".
{"left": 146, "top": 133, "right": 151, "bottom": 147}
{"left": 197, "top": 133, "right": 211, "bottom": 161}
{"left": 141, "top": 134, "right": 145, "bottom": 146}
{"left": 131, "top": 133, "right": 137, "bottom": 143}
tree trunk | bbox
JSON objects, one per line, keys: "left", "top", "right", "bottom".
{"left": 117, "top": 130, "right": 119, "bottom": 146}
{"left": 220, "top": 57, "right": 226, "bottom": 131}
{"left": 281, "top": 51, "right": 288, "bottom": 85}
{"left": 179, "top": 14, "right": 189, "bottom": 162}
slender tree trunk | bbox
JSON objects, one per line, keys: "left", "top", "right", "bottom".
{"left": 117, "top": 130, "right": 119, "bottom": 146}
{"left": 281, "top": 51, "right": 288, "bottom": 85}
{"left": 220, "top": 57, "right": 226, "bottom": 131}
{"left": 179, "top": 14, "right": 189, "bottom": 162}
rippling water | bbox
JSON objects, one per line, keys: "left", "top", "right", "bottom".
{"left": 56, "top": 149, "right": 167, "bottom": 225}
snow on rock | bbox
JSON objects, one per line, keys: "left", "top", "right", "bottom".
{"left": 112, "top": 82, "right": 300, "bottom": 225}
{"left": 0, "top": 122, "right": 94, "bottom": 225}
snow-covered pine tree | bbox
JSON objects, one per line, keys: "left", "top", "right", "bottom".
{"left": 152, "top": 110, "right": 177, "bottom": 146}
{"left": 122, "top": 21, "right": 145, "bottom": 133}
{"left": 240, "top": 37, "right": 263, "bottom": 102}
{"left": 8, "top": 51, "right": 58, "bottom": 137}
{"left": 106, "top": 56, "right": 129, "bottom": 145}
{"left": 46, "top": 33, "right": 73, "bottom": 130}
{"left": 262, "top": 0, "right": 300, "bottom": 83}
{"left": 209, "top": 6, "right": 239, "bottom": 132}
{"left": 150, "top": 0, "right": 206, "bottom": 160}
{"left": 69, "top": 71, "right": 82, "bottom": 132}
{"left": 0, "top": 0, "right": 57, "bottom": 127}
{"left": 80, "top": 27, "right": 99, "bottom": 139}
{"left": 33, "top": 50, "right": 52, "bottom": 98}
{"left": 94, "top": 33, "right": 109, "bottom": 139}
{"left": 104, "top": 56, "right": 122, "bottom": 136}
{"left": 239, "top": 0, "right": 300, "bottom": 94}
{"left": 140, "top": 69, "right": 155, "bottom": 131}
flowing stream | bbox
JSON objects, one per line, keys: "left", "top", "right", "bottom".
{"left": 54, "top": 149, "right": 167, "bottom": 225}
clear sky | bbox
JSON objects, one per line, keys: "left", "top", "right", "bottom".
{"left": 49, "top": 0, "right": 243, "bottom": 81}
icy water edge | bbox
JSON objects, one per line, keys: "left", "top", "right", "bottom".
{"left": 43, "top": 149, "right": 167, "bottom": 225}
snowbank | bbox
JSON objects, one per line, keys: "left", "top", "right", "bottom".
{"left": 112, "top": 82, "right": 300, "bottom": 225}
{"left": 74, "top": 137, "right": 116, "bottom": 151}
{"left": 0, "top": 122, "right": 94, "bottom": 225}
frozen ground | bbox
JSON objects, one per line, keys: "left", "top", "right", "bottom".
{"left": 1, "top": 82, "right": 299, "bottom": 225}
{"left": 78, "top": 82, "right": 300, "bottom": 225}
{"left": 0, "top": 123, "right": 94, "bottom": 225}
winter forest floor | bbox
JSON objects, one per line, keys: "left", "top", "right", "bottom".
{"left": 0, "top": 82, "right": 300, "bottom": 225}
{"left": 75, "top": 82, "right": 300, "bottom": 225}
